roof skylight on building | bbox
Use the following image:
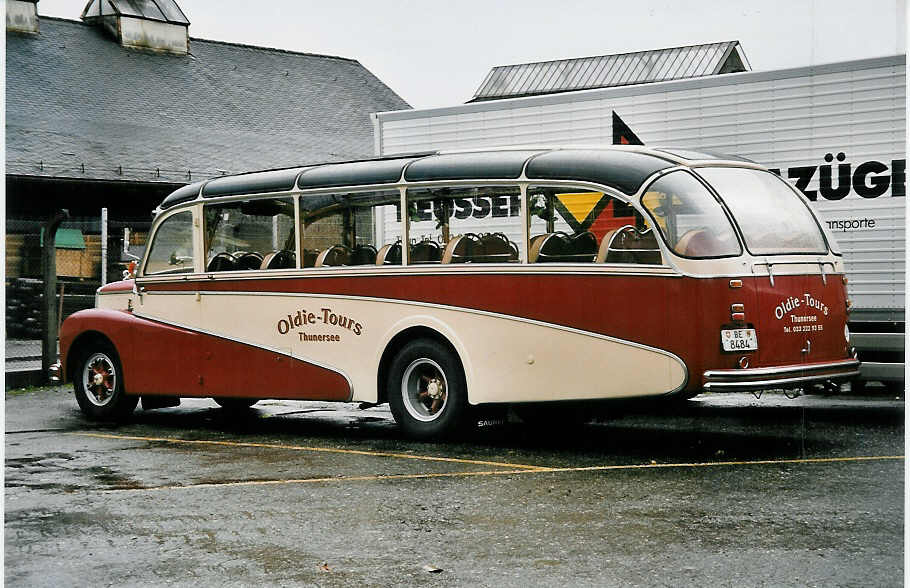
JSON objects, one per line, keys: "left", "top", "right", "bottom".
{"left": 81, "top": 0, "right": 189, "bottom": 25}
{"left": 81, "top": 0, "right": 190, "bottom": 54}
{"left": 471, "top": 41, "right": 750, "bottom": 102}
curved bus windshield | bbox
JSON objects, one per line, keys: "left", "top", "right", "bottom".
{"left": 696, "top": 167, "right": 828, "bottom": 255}
{"left": 641, "top": 171, "right": 741, "bottom": 258}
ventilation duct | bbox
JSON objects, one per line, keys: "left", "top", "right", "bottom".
{"left": 7, "top": 0, "right": 39, "bottom": 34}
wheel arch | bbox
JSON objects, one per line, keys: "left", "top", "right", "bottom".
{"left": 65, "top": 330, "right": 118, "bottom": 383}
{"left": 375, "top": 321, "right": 472, "bottom": 405}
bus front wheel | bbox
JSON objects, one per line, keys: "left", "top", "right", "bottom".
{"left": 73, "top": 342, "right": 138, "bottom": 421}
{"left": 387, "top": 339, "right": 468, "bottom": 440}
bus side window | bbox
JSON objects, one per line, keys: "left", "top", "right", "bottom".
{"left": 144, "top": 210, "right": 195, "bottom": 275}
{"left": 641, "top": 171, "right": 740, "bottom": 259}
{"left": 303, "top": 189, "right": 401, "bottom": 267}
{"left": 406, "top": 185, "right": 522, "bottom": 264}
{"left": 527, "top": 186, "right": 601, "bottom": 263}
{"left": 203, "top": 198, "right": 296, "bottom": 272}
{"left": 527, "top": 187, "right": 661, "bottom": 265}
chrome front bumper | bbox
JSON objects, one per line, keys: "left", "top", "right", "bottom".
{"left": 703, "top": 359, "right": 861, "bottom": 392}
{"left": 48, "top": 361, "right": 62, "bottom": 383}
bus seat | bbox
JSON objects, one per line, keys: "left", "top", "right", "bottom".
{"left": 529, "top": 233, "right": 553, "bottom": 263}
{"left": 315, "top": 245, "right": 351, "bottom": 267}
{"left": 375, "top": 243, "right": 402, "bottom": 265}
{"left": 631, "top": 230, "right": 662, "bottom": 264}
{"left": 410, "top": 240, "right": 442, "bottom": 263}
{"left": 596, "top": 230, "right": 618, "bottom": 263}
{"left": 606, "top": 226, "right": 662, "bottom": 264}
{"left": 206, "top": 252, "right": 236, "bottom": 272}
{"left": 441, "top": 233, "right": 478, "bottom": 263}
{"left": 235, "top": 251, "right": 264, "bottom": 270}
{"left": 533, "top": 233, "right": 565, "bottom": 262}
{"left": 534, "top": 232, "right": 596, "bottom": 263}
{"left": 441, "top": 235, "right": 464, "bottom": 264}
{"left": 676, "top": 229, "right": 714, "bottom": 257}
{"left": 476, "top": 233, "right": 518, "bottom": 263}
{"left": 570, "top": 231, "right": 597, "bottom": 260}
{"left": 260, "top": 249, "right": 295, "bottom": 270}
{"left": 605, "top": 225, "right": 636, "bottom": 263}
{"left": 350, "top": 244, "right": 377, "bottom": 265}
{"left": 302, "top": 249, "right": 319, "bottom": 268}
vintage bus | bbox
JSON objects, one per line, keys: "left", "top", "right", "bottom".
{"left": 54, "top": 146, "right": 860, "bottom": 439}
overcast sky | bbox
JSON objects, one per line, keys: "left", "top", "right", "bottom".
{"left": 34, "top": 0, "right": 907, "bottom": 110}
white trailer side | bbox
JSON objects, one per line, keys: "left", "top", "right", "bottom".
{"left": 373, "top": 55, "right": 906, "bottom": 389}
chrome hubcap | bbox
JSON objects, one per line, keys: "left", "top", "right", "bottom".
{"left": 401, "top": 358, "right": 448, "bottom": 422}
{"left": 83, "top": 352, "right": 116, "bottom": 407}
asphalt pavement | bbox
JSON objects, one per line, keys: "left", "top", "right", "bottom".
{"left": 5, "top": 387, "right": 905, "bottom": 587}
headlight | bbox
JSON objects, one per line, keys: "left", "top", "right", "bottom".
{"left": 844, "top": 324, "right": 851, "bottom": 343}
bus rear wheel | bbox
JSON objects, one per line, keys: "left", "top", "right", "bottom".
{"left": 387, "top": 339, "right": 468, "bottom": 440}
{"left": 73, "top": 343, "right": 138, "bottom": 421}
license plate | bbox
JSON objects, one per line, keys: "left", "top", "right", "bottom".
{"left": 721, "top": 328, "right": 758, "bottom": 351}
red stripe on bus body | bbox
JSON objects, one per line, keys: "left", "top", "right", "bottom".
{"left": 146, "top": 273, "right": 702, "bottom": 376}
{"left": 142, "top": 271, "right": 851, "bottom": 388}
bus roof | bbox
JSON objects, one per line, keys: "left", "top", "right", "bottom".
{"left": 155, "top": 146, "right": 753, "bottom": 211}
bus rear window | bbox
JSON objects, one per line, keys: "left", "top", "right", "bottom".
{"left": 696, "top": 167, "right": 828, "bottom": 255}
{"left": 641, "top": 171, "right": 741, "bottom": 258}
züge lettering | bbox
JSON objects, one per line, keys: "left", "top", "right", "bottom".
{"left": 768, "top": 153, "right": 905, "bottom": 201}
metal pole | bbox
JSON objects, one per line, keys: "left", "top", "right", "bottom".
{"left": 101, "top": 207, "right": 108, "bottom": 285}
{"left": 42, "top": 209, "right": 69, "bottom": 379}
{"left": 272, "top": 216, "right": 279, "bottom": 250}
{"left": 57, "top": 282, "right": 65, "bottom": 334}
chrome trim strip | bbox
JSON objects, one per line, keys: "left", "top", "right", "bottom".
{"left": 129, "top": 310, "right": 355, "bottom": 400}
{"left": 704, "top": 359, "right": 860, "bottom": 380}
{"left": 138, "top": 289, "right": 689, "bottom": 396}
{"left": 703, "top": 370, "right": 861, "bottom": 391}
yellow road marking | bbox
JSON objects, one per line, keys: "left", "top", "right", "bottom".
{"left": 71, "top": 432, "right": 903, "bottom": 493}
{"left": 71, "top": 432, "right": 550, "bottom": 471}
{"left": 543, "top": 455, "right": 905, "bottom": 472}
{"left": 106, "top": 469, "right": 535, "bottom": 492}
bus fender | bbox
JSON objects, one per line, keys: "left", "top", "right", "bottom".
{"left": 60, "top": 308, "right": 138, "bottom": 383}
{"left": 375, "top": 314, "right": 476, "bottom": 405}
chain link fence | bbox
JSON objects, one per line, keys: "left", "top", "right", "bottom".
{"left": 5, "top": 213, "right": 150, "bottom": 378}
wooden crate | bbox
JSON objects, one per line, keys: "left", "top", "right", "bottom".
{"left": 6, "top": 235, "right": 25, "bottom": 278}
{"left": 56, "top": 248, "right": 97, "bottom": 278}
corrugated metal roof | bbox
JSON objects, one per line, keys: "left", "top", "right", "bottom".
{"left": 471, "top": 41, "right": 749, "bottom": 102}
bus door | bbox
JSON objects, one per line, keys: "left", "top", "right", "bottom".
{"left": 751, "top": 261, "right": 846, "bottom": 368}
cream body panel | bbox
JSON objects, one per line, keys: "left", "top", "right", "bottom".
{"left": 96, "top": 292, "right": 134, "bottom": 311}
{"left": 134, "top": 291, "right": 686, "bottom": 404}
{"left": 133, "top": 291, "right": 202, "bottom": 332}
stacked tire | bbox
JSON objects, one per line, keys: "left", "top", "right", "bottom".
{"left": 5, "top": 278, "right": 43, "bottom": 340}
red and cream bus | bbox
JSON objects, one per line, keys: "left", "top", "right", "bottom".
{"left": 55, "top": 146, "right": 859, "bottom": 439}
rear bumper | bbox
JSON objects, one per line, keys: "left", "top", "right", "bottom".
{"left": 703, "top": 359, "right": 861, "bottom": 392}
